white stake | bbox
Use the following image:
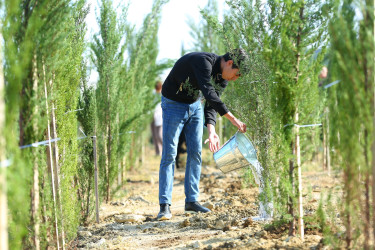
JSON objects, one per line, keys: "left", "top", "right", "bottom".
{"left": 43, "top": 63, "right": 60, "bottom": 249}
{"left": 93, "top": 136, "right": 100, "bottom": 223}
{"left": 296, "top": 112, "right": 304, "bottom": 240}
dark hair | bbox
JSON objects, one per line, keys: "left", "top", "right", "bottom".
{"left": 222, "top": 48, "right": 248, "bottom": 69}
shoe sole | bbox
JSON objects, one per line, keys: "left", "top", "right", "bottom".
{"left": 157, "top": 215, "right": 172, "bottom": 221}
{"left": 184, "top": 210, "right": 198, "bottom": 214}
{"left": 185, "top": 210, "right": 211, "bottom": 214}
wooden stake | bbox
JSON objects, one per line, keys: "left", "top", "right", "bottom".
{"left": 43, "top": 63, "right": 60, "bottom": 249}
{"left": 0, "top": 41, "right": 9, "bottom": 250}
{"left": 93, "top": 136, "right": 100, "bottom": 223}
{"left": 294, "top": 5, "right": 304, "bottom": 240}
{"left": 324, "top": 107, "right": 331, "bottom": 176}
{"left": 371, "top": 3, "right": 374, "bottom": 244}
{"left": 118, "top": 162, "right": 121, "bottom": 187}
{"left": 372, "top": 67, "right": 375, "bottom": 250}
{"left": 323, "top": 123, "right": 327, "bottom": 170}
{"left": 295, "top": 113, "right": 304, "bottom": 240}
{"left": 31, "top": 52, "right": 40, "bottom": 250}
{"left": 51, "top": 99, "right": 65, "bottom": 250}
{"left": 288, "top": 144, "right": 296, "bottom": 236}
{"left": 105, "top": 125, "right": 110, "bottom": 203}
{"left": 141, "top": 133, "right": 145, "bottom": 164}
{"left": 0, "top": 168, "right": 7, "bottom": 250}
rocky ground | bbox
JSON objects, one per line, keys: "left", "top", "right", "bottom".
{"left": 70, "top": 147, "right": 342, "bottom": 249}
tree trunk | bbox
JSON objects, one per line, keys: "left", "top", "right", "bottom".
{"left": 323, "top": 125, "right": 327, "bottom": 171}
{"left": 85, "top": 174, "right": 92, "bottom": 220}
{"left": 364, "top": 173, "right": 370, "bottom": 250}
{"left": 326, "top": 117, "right": 331, "bottom": 176}
{"left": 346, "top": 195, "right": 352, "bottom": 248}
{"left": 118, "top": 162, "right": 122, "bottom": 187}
{"left": 372, "top": 112, "right": 375, "bottom": 249}
{"left": 39, "top": 159, "right": 49, "bottom": 241}
{"left": 122, "top": 157, "right": 126, "bottom": 184}
{"left": 343, "top": 168, "right": 353, "bottom": 248}
{"left": 363, "top": 127, "right": 370, "bottom": 250}
{"left": 294, "top": 6, "right": 304, "bottom": 240}
{"left": 0, "top": 41, "right": 8, "bottom": 250}
{"left": 106, "top": 75, "right": 111, "bottom": 203}
{"left": 18, "top": 87, "right": 25, "bottom": 147}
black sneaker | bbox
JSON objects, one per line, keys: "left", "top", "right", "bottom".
{"left": 156, "top": 204, "right": 172, "bottom": 220}
{"left": 185, "top": 201, "right": 211, "bottom": 213}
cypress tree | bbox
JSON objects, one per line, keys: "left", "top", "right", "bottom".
{"left": 91, "top": 0, "right": 170, "bottom": 203}
{"left": 77, "top": 59, "right": 96, "bottom": 222}
{"left": 254, "top": 0, "right": 329, "bottom": 238}
{"left": 3, "top": 0, "right": 46, "bottom": 247}
{"left": 328, "top": 0, "right": 374, "bottom": 247}
{"left": 3, "top": 0, "right": 88, "bottom": 247}
{"left": 91, "top": 0, "right": 128, "bottom": 202}
{"left": 201, "top": 0, "right": 330, "bottom": 238}
{"left": 122, "top": 0, "right": 170, "bottom": 169}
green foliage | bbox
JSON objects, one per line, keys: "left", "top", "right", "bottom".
{"left": 327, "top": 0, "right": 374, "bottom": 246}
{"left": 54, "top": 2, "right": 88, "bottom": 239}
{"left": 91, "top": 0, "right": 128, "bottom": 201}
{"left": 264, "top": 216, "right": 291, "bottom": 233}
{"left": 77, "top": 59, "right": 96, "bottom": 222}
{"left": 122, "top": 0, "right": 170, "bottom": 170}
{"left": 196, "top": 0, "right": 331, "bottom": 231}
{"left": 3, "top": 0, "right": 172, "bottom": 247}
{"left": 3, "top": 0, "right": 49, "bottom": 247}
{"left": 3, "top": 0, "right": 89, "bottom": 246}
{"left": 91, "top": 0, "right": 171, "bottom": 201}
{"left": 186, "top": 0, "right": 225, "bottom": 54}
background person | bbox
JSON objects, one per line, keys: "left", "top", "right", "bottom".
{"left": 151, "top": 81, "right": 163, "bottom": 156}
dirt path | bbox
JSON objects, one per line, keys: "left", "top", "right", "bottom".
{"left": 72, "top": 147, "right": 341, "bottom": 249}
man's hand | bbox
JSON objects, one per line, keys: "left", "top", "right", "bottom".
{"left": 224, "top": 112, "right": 247, "bottom": 133}
{"left": 205, "top": 124, "right": 220, "bottom": 153}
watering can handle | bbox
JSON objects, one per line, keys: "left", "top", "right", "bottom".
{"left": 215, "top": 131, "right": 238, "bottom": 152}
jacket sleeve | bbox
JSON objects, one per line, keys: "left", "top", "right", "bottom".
{"left": 192, "top": 58, "right": 229, "bottom": 122}
{"left": 204, "top": 96, "right": 218, "bottom": 126}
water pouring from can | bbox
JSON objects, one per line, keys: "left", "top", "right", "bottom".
{"left": 213, "top": 131, "right": 273, "bottom": 220}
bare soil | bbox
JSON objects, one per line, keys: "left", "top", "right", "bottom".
{"left": 71, "top": 146, "right": 342, "bottom": 249}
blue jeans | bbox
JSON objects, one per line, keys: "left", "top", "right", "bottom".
{"left": 159, "top": 96, "right": 203, "bottom": 205}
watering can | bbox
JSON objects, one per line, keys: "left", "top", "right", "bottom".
{"left": 213, "top": 131, "right": 263, "bottom": 185}
{"left": 213, "top": 131, "right": 273, "bottom": 220}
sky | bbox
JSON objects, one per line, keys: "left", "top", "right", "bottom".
{"left": 86, "top": 0, "right": 227, "bottom": 84}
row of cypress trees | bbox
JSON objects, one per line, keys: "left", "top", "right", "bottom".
{"left": 327, "top": 0, "right": 374, "bottom": 247}
{"left": 0, "top": 0, "right": 169, "bottom": 248}
{"left": 195, "top": 0, "right": 374, "bottom": 248}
